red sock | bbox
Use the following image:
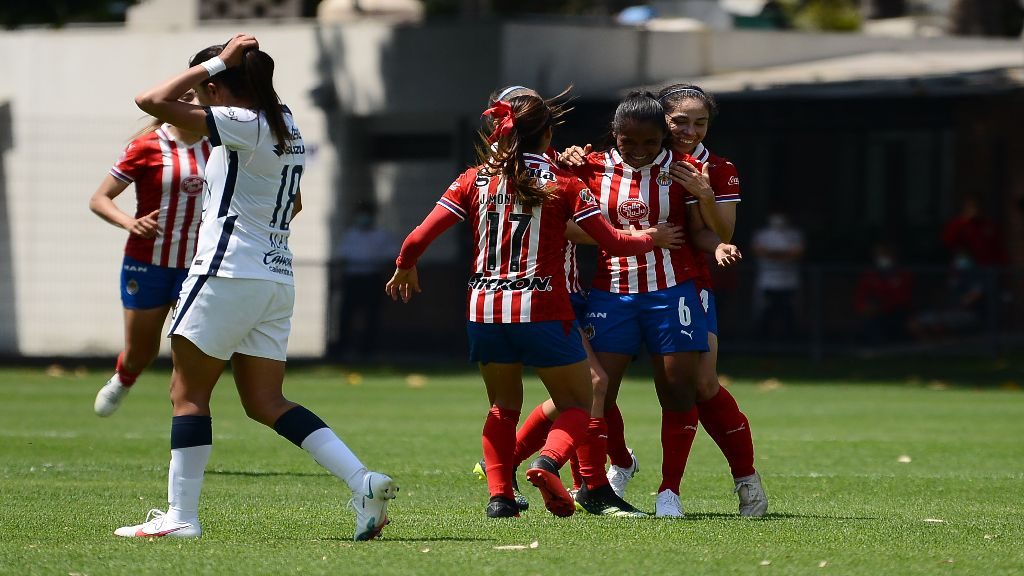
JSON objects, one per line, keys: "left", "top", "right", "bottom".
{"left": 605, "top": 403, "right": 632, "bottom": 468}
{"left": 576, "top": 417, "right": 610, "bottom": 489}
{"left": 539, "top": 406, "right": 588, "bottom": 467}
{"left": 513, "top": 403, "right": 554, "bottom": 467}
{"left": 698, "top": 387, "right": 756, "bottom": 479}
{"left": 482, "top": 406, "right": 520, "bottom": 500}
{"left": 115, "top": 352, "right": 140, "bottom": 387}
{"left": 657, "top": 407, "right": 699, "bottom": 495}
{"left": 568, "top": 451, "right": 583, "bottom": 491}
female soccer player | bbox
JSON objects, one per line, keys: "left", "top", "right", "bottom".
{"left": 657, "top": 83, "right": 767, "bottom": 517}
{"left": 90, "top": 92, "right": 211, "bottom": 417}
{"left": 114, "top": 34, "right": 397, "bottom": 541}
{"left": 387, "top": 92, "right": 660, "bottom": 518}
{"left": 558, "top": 91, "right": 740, "bottom": 518}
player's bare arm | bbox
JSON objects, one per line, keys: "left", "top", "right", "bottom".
{"left": 671, "top": 161, "right": 736, "bottom": 242}
{"left": 136, "top": 34, "right": 259, "bottom": 135}
{"left": 89, "top": 174, "right": 162, "bottom": 238}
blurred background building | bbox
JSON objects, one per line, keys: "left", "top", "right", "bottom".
{"left": 0, "top": 0, "right": 1020, "bottom": 361}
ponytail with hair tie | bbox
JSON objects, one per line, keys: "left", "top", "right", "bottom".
{"left": 482, "top": 101, "right": 515, "bottom": 143}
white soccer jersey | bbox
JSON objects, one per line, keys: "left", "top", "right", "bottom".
{"left": 190, "top": 106, "right": 305, "bottom": 284}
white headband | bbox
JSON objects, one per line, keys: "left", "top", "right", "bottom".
{"left": 496, "top": 85, "right": 529, "bottom": 102}
{"left": 659, "top": 87, "right": 704, "bottom": 101}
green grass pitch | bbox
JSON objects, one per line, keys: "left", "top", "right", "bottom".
{"left": 1, "top": 365, "right": 1021, "bottom": 575}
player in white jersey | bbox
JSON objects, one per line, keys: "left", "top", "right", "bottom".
{"left": 90, "top": 91, "right": 211, "bottom": 417}
{"left": 113, "top": 34, "right": 397, "bottom": 542}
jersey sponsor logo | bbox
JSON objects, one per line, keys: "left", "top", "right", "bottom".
{"left": 273, "top": 143, "right": 306, "bottom": 157}
{"left": 180, "top": 175, "right": 205, "bottom": 197}
{"left": 680, "top": 329, "right": 693, "bottom": 339}
{"left": 467, "top": 273, "right": 553, "bottom": 292}
{"left": 656, "top": 172, "right": 672, "bottom": 186}
{"left": 579, "top": 188, "right": 596, "bottom": 204}
{"left": 728, "top": 175, "right": 740, "bottom": 186}
{"left": 586, "top": 312, "right": 607, "bottom": 318}
{"left": 262, "top": 249, "right": 294, "bottom": 276}
{"left": 526, "top": 167, "right": 556, "bottom": 183}
{"left": 123, "top": 264, "right": 148, "bottom": 273}
{"left": 617, "top": 199, "right": 649, "bottom": 221}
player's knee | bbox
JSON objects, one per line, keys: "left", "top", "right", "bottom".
{"left": 694, "top": 373, "right": 720, "bottom": 402}
{"left": 590, "top": 370, "right": 609, "bottom": 403}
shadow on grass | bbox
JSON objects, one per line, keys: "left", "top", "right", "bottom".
{"left": 208, "top": 469, "right": 325, "bottom": 478}
{"left": 320, "top": 536, "right": 495, "bottom": 542}
{"left": 684, "top": 512, "right": 877, "bottom": 521}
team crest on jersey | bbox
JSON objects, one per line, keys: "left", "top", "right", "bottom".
{"left": 656, "top": 172, "right": 672, "bottom": 186}
{"left": 180, "top": 176, "right": 205, "bottom": 197}
{"left": 617, "top": 199, "right": 649, "bottom": 221}
{"left": 579, "top": 188, "right": 596, "bottom": 204}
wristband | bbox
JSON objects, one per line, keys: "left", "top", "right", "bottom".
{"left": 200, "top": 57, "right": 227, "bottom": 77}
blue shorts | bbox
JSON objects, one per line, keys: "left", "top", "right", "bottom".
{"left": 569, "top": 291, "right": 589, "bottom": 323}
{"left": 467, "top": 320, "right": 587, "bottom": 368}
{"left": 120, "top": 255, "right": 188, "bottom": 310}
{"left": 700, "top": 287, "right": 718, "bottom": 336}
{"left": 587, "top": 280, "right": 710, "bottom": 356}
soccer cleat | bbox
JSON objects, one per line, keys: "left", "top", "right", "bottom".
{"left": 525, "top": 456, "right": 574, "bottom": 518}
{"left": 350, "top": 471, "right": 399, "bottom": 541}
{"left": 574, "top": 483, "right": 647, "bottom": 518}
{"left": 654, "top": 489, "right": 685, "bottom": 518}
{"left": 568, "top": 488, "right": 584, "bottom": 512}
{"left": 474, "top": 457, "right": 529, "bottom": 511}
{"left": 486, "top": 496, "right": 520, "bottom": 518}
{"left": 113, "top": 509, "right": 201, "bottom": 538}
{"left": 735, "top": 473, "right": 768, "bottom": 517}
{"left": 606, "top": 448, "right": 639, "bottom": 498}
{"left": 94, "top": 374, "right": 130, "bottom": 417}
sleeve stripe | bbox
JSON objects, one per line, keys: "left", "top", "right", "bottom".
{"left": 573, "top": 206, "right": 602, "bottom": 222}
{"left": 437, "top": 198, "right": 466, "bottom": 220}
{"left": 203, "top": 106, "right": 222, "bottom": 147}
{"left": 110, "top": 168, "right": 133, "bottom": 183}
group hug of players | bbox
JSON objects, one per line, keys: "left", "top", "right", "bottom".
{"left": 387, "top": 84, "right": 767, "bottom": 519}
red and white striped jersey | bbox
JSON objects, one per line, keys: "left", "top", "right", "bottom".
{"left": 681, "top": 143, "right": 742, "bottom": 290}
{"left": 437, "top": 152, "right": 602, "bottom": 323}
{"left": 572, "top": 148, "right": 701, "bottom": 294}
{"left": 110, "top": 124, "right": 211, "bottom": 269}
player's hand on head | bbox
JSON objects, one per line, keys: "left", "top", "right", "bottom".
{"left": 557, "top": 144, "right": 591, "bottom": 167}
{"left": 715, "top": 243, "right": 742, "bottom": 267}
{"left": 386, "top": 267, "right": 421, "bottom": 303}
{"left": 646, "top": 223, "right": 684, "bottom": 250}
{"left": 129, "top": 209, "right": 162, "bottom": 238}
{"left": 219, "top": 33, "right": 259, "bottom": 68}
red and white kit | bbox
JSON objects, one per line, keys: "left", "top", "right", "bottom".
{"left": 681, "top": 142, "right": 742, "bottom": 290}
{"left": 110, "top": 124, "right": 211, "bottom": 268}
{"left": 435, "top": 152, "right": 603, "bottom": 323}
{"left": 572, "top": 148, "right": 701, "bottom": 294}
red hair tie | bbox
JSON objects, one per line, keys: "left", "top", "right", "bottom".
{"left": 482, "top": 101, "right": 515, "bottom": 144}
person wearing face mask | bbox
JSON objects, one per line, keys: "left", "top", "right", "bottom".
{"left": 910, "top": 250, "right": 986, "bottom": 341}
{"left": 853, "top": 243, "right": 914, "bottom": 346}
{"left": 331, "top": 200, "right": 399, "bottom": 361}
{"left": 751, "top": 211, "right": 805, "bottom": 341}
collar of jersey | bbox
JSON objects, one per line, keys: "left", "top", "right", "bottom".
{"left": 690, "top": 142, "right": 710, "bottom": 163}
{"left": 610, "top": 148, "right": 669, "bottom": 171}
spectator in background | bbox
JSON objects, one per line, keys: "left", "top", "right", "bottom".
{"left": 752, "top": 212, "right": 804, "bottom": 340}
{"left": 333, "top": 201, "right": 398, "bottom": 361}
{"left": 909, "top": 250, "right": 987, "bottom": 340}
{"left": 941, "top": 196, "right": 1007, "bottom": 268}
{"left": 853, "top": 242, "right": 914, "bottom": 345}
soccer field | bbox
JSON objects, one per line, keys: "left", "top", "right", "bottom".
{"left": 1, "top": 365, "right": 1021, "bottom": 575}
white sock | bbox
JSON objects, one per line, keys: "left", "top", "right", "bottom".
{"left": 166, "top": 445, "right": 211, "bottom": 523}
{"left": 300, "top": 427, "right": 367, "bottom": 493}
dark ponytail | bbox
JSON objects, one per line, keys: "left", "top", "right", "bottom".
{"left": 190, "top": 42, "right": 289, "bottom": 148}
{"left": 475, "top": 89, "right": 570, "bottom": 209}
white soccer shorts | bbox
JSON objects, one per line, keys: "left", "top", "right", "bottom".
{"left": 169, "top": 275, "right": 293, "bottom": 361}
